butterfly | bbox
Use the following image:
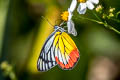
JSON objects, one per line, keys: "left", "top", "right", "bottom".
{"left": 37, "top": 26, "right": 80, "bottom": 72}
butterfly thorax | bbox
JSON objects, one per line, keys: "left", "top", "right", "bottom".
{"left": 54, "top": 26, "right": 65, "bottom": 32}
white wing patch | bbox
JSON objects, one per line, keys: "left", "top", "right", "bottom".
{"left": 44, "top": 35, "right": 55, "bottom": 54}
{"left": 58, "top": 49, "right": 63, "bottom": 62}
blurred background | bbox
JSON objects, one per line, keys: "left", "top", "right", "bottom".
{"left": 0, "top": 0, "right": 120, "bottom": 80}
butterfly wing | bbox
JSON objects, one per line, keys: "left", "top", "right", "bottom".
{"left": 37, "top": 29, "right": 80, "bottom": 71}
{"left": 53, "top": 32, "right": 80, "bottom": 70}
{"left": 37, "top": 31, "right": 59, "bottom": 71}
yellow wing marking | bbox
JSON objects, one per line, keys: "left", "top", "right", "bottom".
{"left": 58, "top": 36, "right": 65, "bottom": 54}
{"left": 62, "top": 32, "right": 77, "bottom": 48}
{"left": 61, "top": 36, "right": 74, "bottom": 52}
{"left": 54, "top": 31, "right": 77, "bottom": 56}
{"left": 65, "top": 47, "right": 70, "bottom": 55}
{"left": 53, "top": 35, "right": 59, "bottom": 46}
{"left": 54, "top": 32, "right": 61, "bottom": 36}
{"left": 56, "top": 42, "right": 59, "bottom": 49}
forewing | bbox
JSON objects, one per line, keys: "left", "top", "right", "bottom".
{"left": 37, "top": 31, "right": 58, "bottom": 72}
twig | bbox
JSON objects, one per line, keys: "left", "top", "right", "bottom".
{"left": 78, "top": 16, "right": 120, "bottom": 34}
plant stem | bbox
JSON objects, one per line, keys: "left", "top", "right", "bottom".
{"left": 104, "top": 22, "right": 120, "bottom": 34}
{"left": 78, "top": 16, "right": 120, "bottom": 34}
{"left": 78, "top": 16, "right": 104, "bottom": 24}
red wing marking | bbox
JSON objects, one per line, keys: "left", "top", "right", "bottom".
{"left": 65, "top": 64, "right": 69, "bottom": 69}
{"left": 68, "top": 59, "right": 74, "bottom": 68}
{"left": 59, "top": 62, "right": 65, "bottom": 69}
{"left": 73, "top": 49, "right": 79, "bottom": 58}
{"left": 55, "top": 49, "right": 80, "bottom": 69}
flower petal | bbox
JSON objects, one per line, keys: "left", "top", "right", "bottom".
{"left": 89, "top": 0, "right": 99, "bottom": 4}
{"left": 77, "top": 3, "right": 87, "bottom": 14}
{"left": 68, "top": 8, "right": 73, "bottom": 21}
{"left": 69, "top": 0, "right": 77, "bottom": 12}
{"left": 67, "top": 20, "right": 77, "bottom": 36}
{"left": 86, "top": 1, "right": 94, "bottom": 10}
{"left": 67, "top": 21, "right": 72, "bottom": 33}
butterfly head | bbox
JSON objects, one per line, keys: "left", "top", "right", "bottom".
{"left": 54, "top": 26, "right": 66, "bottom": 32}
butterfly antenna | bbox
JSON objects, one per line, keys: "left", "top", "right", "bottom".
{"left": 55, "top": 19, "right": 65, "bottom": 27}
{"left": 41, "top": 16, "right": 54, "bottom": 27}
{"left": 60, "top": 21, "right": 65, "bottom": 27}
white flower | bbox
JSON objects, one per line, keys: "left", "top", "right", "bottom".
{"left": 67, "top": 8, "right": 77, "bottom": 36}
{"left": 61, "top": 0, "right": 77, "bottom": 36}
{"left": 77, "top": 0, "right": 99, "bottom": 14}
{"left": 69, "top": 0, "right": 77, "bottom": 12}
{"left": 67, "top": 0, "right": 77, "bottom": 36}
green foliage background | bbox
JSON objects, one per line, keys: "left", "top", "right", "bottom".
{"left": 0, "top": 0, "right": 120, "bottom": 80}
